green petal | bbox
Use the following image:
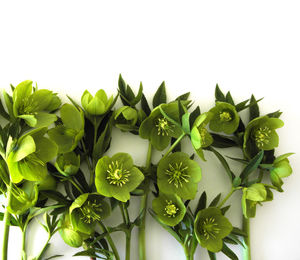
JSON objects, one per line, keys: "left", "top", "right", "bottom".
{"left": 34, "top": 112, "right": 57, "bottom": 128}
{"left": 86, "top": 96, "right": 106, "bottom": 115}
{"left": 70, "top": 193, "right": 89, "bottom": 214}
{"left": 18, "top": 114, "right": 37, "bottom": 127}
{"left": 48, "top": 126, "right": 77, "bottom": 153}
{"left": 111, "top": 153, "right": 133, "bottom": 170}
{"left": 60, "top": 104, "right": 84, "bottom": 132}
{"left": 126, "top": 166, "right": 144, "bottom": 191}
{"left": 34, "top": 136, "right": 58, "bottom": 162}
{"left": 191, "top": 126, "right": 201, "bottom": 150}
{"left": 95, "top": 156, "right": 113, "bottom": 198}
{"left": 18, "top": 158, "right": 48, "bottom": 182}
{"left": 7, "top": 158, "right": 23, "bottom": 183}
{"left": 150, "top": 127, "right": 170, "bottom": 151}
{"left": 13, "top": 80, "right": 33, "bottom": 116}
{"left": 261, "top": 130, "right": 279, "bottom": 150}
{"left": 28, "top": 89, "right": 53, "bottom": 112}
{"left": 266, "top": 118, "right": 284, "bottom": 129}
{"left": 95, "top": 89, "right": 108, "bottom": 103}
{"left": 11, "top": 135, "right": 36, "bottom": 162}
{"left": 81, "top": 90, "right": 93, "bottom": 110}
{"left": 245, "top": 183, "right": 267, "bottom": 201}
{"left": 272, "top": 159, "right": 292, "bottom": 178}
{"left": 139, "top": 116, "right": 155, "bottom": 139}
{"left": 45, "top": 94, "right": 61, "bottom": 112}
{"left": 270, "top": 171, "right": 284, "bottom": 190}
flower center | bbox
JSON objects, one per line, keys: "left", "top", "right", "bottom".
{"left": 106, "top": 161, "right": 130, "bottom": 186}
{"left": 202, "top": 217, "right": 220, "bottom": 240}
{"left": 80, "top": 200, "right": 103, "bottom": 224}
{"left": 219, "top": 111, "right": 232, "bottom": 122}
{"left": 254, "top": 126, "right": 271, "bottom": 148}
{"left": 156, "top": 117, "right": 173, "bottom": 136}
{"left": 165, "top": 162, "right": 190, "bottom": 188}
{"left": 164, "top": 200, "right": 178, "bottom": 217}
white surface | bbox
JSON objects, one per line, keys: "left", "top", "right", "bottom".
{"left": 0, "top": 1, "right": 300, "bottom": 259}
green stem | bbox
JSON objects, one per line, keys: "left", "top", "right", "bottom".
{"left": 139, "top": 143, "right": 152, "bottom": 260}
{"left": 217, "top": 187, "right": 235, "bottom": 208}
{"left": 183, "top": 245, "right": 192, "bottom": 260}
{"left": 69, "top": 178, "right": 84, "bottom": 194}
{"left": 80, "top": 140, "right": 94, "bottom": 185}
{"left": 120, "top": 203, "right": 131, "bottom": 260}
{"left": 98, "top": 221, "right": 120, "bottom": 260}
{"left": 125, "top": 233, "right": 131, "bottom": 260}
{"left": 21, "top": 227, "right": 26, "bottom": 258}
{"left": 2, "top": 182, "right": 12, "bottom": 260}
{"left": 162, "top": 133, "right": 186, "bottom": 160}
{"left": 243, "top": 216, "right": 251, "bottom": 260}
{"left": 35, "top": 235, "right": 51, "bottom": 260}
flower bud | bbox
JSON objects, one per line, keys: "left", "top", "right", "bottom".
{"left": 55, "top": 152, "right": 80, "bottom": 176}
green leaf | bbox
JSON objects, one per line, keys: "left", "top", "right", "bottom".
{"left": 221, "top": 243, "right": 239, "bottom": 260}
{"left": 215, "top": 84, "right": 226, "bottom": 102}
{"left": 235, "top": 99, "right": 249, "bottom": 112}
{"left": 194, "top": 191, "right": 207, "bottom": 215}
{"left": 249, "top": 95, "right": 259, "bottom": 121}
{"left": 231, "top": 227, "right": 247, "bottom": 237}
{"left": 189, "top": 106, "right": 200, "bottom": 127}
{"left": 130, "top": 82, "right": 144, "bottom": 106}
{"left": 208, "top": 251, "right": 216, "bottom": 260}
{"left": 181, "top": 112, "right": 190, "bottom": 134}
{"left": 211, "top": 133, "right": 237, "bottom": 148}
{"left": 153, "top": 81, "right": 167, "bottom": 108}
{"left": 141, "top": 94, "right": 151, "bottom": 116}
{"left": 45, "top": 255, "right": 64, "bottom": 260}
{"left": 209, "top": 193, "right": 221, "bottom": 207}
{"left": 61, "top": 104, "right": 84, "bottom": 132}
{"left": 118, "top": 74, "right": 126, "bottom": 96}
{"left": 0, "top": 99, "right": 10, "bottom": 120}
{"left": 3, "top": 90, "right": 15, "bottom": 119}
{"left": 267, "top": 110, "right": 282, "bottom": 118}
{"left": 240, "top": 150, "right": 264, "bottom": 181}
{"left": 225, "top": 92, "right": 235, "bottom": 105}
{"left": 175, "top": 92, "right": 190, "bottom": 101}
{"left": 208, "top": 147, "right": 234, "bottom": 181}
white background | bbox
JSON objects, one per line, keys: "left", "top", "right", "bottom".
{"left": 0, "top": 1, "right": 300, "bottom": 259}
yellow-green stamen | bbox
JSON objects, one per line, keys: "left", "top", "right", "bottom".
{"left": 80, "top": 200, "right": 103, "bottom": 224}
{"left": 254, "top": 126, "right": 271, "bottom": 148}
{"left": 202, "top": 217, "right": 220, "bottom": 240}
{"left": 165, "top": 162, "right": 190, "bottom": 188}
{"left": 164, "top": 200, "right": 178, "bottom": 217}
{"left": 106, "top": 161, "right": 130, "bottom": 186}
{"left": 156, "top": 117, "right": 173, "bottom": 136}
{"left": 219, "top": 111, "right": 232, "bottom": 122}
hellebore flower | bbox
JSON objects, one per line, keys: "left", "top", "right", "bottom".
{"left": 270, "top": 153, "right": 293, "bottom": 191}
{"left": 7, "top": 181, "right": 38, "bottom": 215}
{"left": 113, "top": 106, "right": 139, "bottom": 132}
{"left": 48, "top": 104, "right": 85, "bottom": 153}
{"left": 190, "top": 112, "right": 213, "bottom": 160}
{"left": 194, "top": 207, "right": 232, "bottom": 252}
{"left": 152, "top": 193, "right": 186, "bottom": 226}
{"left": 69, "top": 193, "right": 110, "bottom": 235}
{"left": 95, "top": 153, "right": 144, "bottom": 202}
{"left": 243, "top": 116, "right": 284, "bottom": 159}
{"left": 157, "top": 152, "right": 202, "bottom": 200}
{"left": 59, "top": 212, "right": 89, "bottom": 248}
{"left": 7, "top": 128, "right": 58, "bottom": 183}
{"left": 81, "top": 89, "right": 114, "bottom": 116}
{"left": 208, "top": 102, "right": 240, "bottom": 134}
{"left": 242, "top": 183, "right": 267, "bottom": 218}
{"left": 139, "top": 102, "right": 183, "bottom": 151}
{"left": 55, "top": 151, "right": 80, "bottom": 176}
{"left": 12, "top": 80, "right": 61, "bottom": 127}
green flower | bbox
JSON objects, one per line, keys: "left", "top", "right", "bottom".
{"left": 270, "top": 153, "right": 293, "bottom": 191}
{"left": 139, "top": 103, "right": 183, "bottom": 151}
{"left": 113, "top": 106, "right": 139, "bottom": 132}
{"left": 152, "top": 193, "right": 186, "bottom": 226}
{"left": 208, "top": 102, "right": 239, "bottom": 134}
{"left": 55, "top": 152, "right": 80, "bottom": 176}
{"left": 59, "top": 213, "right": 89, "bottom": 248}
{"left": 7, "top": 128, "right": 58, "bottom": 183}
{"left": 7, "top": 181, "right": 38, "bottom": 215}
{"left": 37, "top": 174, "right": 57, "bottom": 191}
{"left": 190, "top": 112, "right": 213, "bottom": 160}
{"left": 81, "top": 89, "right": 114, "bottom": 116}
{"left": 69, "top": 193, "right": 110, "bottom": 235}
{"left": 157, "top": 152, "right": 202, "bottom": 200}
{"left": 95, "top": 153, "right": 144, "bottom": 202}
{"left": 12, "top": 80, "right": 61, "bottom": 127}
{"left": 48, "top": 104, "right": 85, "bottom": 153}
{"left": 194, "top": 207, "right": 232, "bottom": 252}
{"left": 243, "top": 116, "right": 284, "bottom": 159}
{"left": 242, "top": 183, "right": 267, "bottom": 218}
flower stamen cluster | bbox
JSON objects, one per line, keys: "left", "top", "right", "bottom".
{"left": 155, "top": 117, "right": 173, "bottom": 136}
{"left": 80, "top": 200, "right": 103, "bottom": 224}
{"left": 254, "top": 126, "right": 271, "bottom": 148}
{"left": 165, "top": 162, "right": 190, "bottom": 188}
{"left": 106, "top": 161, "right": 130, "bottom": 186}
{"left": 202, "top": 217, "right": 221, "bottom": 240}
{"left": 219, "top": 111, "right": 232, "bottom": 122}
{"left": 164, "top": 200, "right": 178, "bottom": 217}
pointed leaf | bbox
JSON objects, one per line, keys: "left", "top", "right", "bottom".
{"left": 153, "top": 81, "right": 167, "bottom": 107}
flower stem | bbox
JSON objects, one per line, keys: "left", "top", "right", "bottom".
{"left": 35, "top": 235, "right": 51, "bottom": 260}
{"left": 120, "top": 202, "right": 131, "bottom": 260}
{"left": 139, "top": 143, "right": 152, "bottom": 260}
{"left": 243, "top": 216, "right": 251, "bottom": 260}
{"left": 162, "top": 133, "right": 186, "bottom": 160}
{"left": 125, "top": 233, "right": 131, "bottom": 260}
{"left": 217, "top": 187, "right": 235, "bottom": 208}
{"left": 98, "top": 221, "right": 120, "bottom": 260}
{"left": 69, "top": 178, "right": 84, "bottom": 194}
{"left": 2, "top": 182, "right": 12, "bottom": 260}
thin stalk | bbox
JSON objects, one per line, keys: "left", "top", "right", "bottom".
{"left": 35, "top": 235, "right": 51, "bottom": 260}
{"left": 217, "top": 187, "right": 235, "bottom": 208}
{"left": 183, "top": 245, "right": 192, "bottom": 260}
{"left": 2, "top": 182, "right": 12, "bottom": 260}
{"left": 125, "top": 234, "right": 131, "bottom": 260}
{"left": 243, "top": 216, "right": 251, "bottom": 260}
{"left": 98, "top": 221, "right": 120, "bottom": 260}
{"left": 139, "top": 143, "right": 152, "bottom": 260}
{"left": 162, "top": 133, "right": 186, "bottom": 160}
{"left": 120, "top": 203, "right": 131, "bottom": 260}
{"left": 69, "top": 178, "right": 84, "bottom": 194}
{"left": 80, "top": 140, "right": 94, "bottom": 185}
{"left": 21, "top": 227, "right": 26, "bottom": 258}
